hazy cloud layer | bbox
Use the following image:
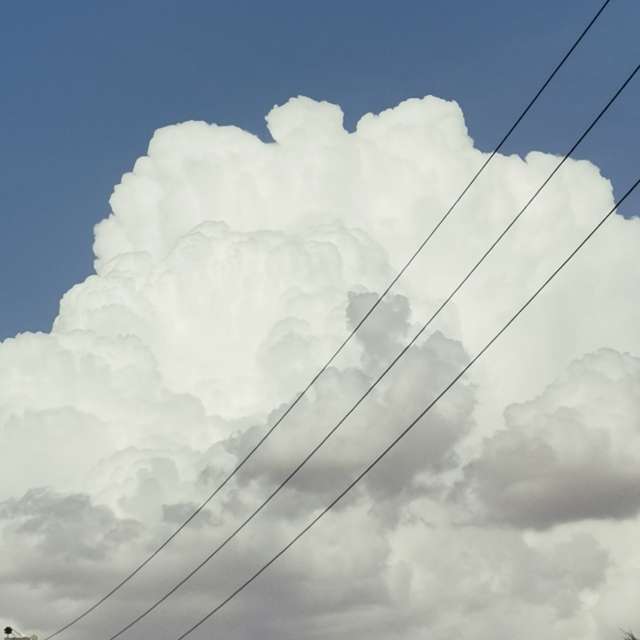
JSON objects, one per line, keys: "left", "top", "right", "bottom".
{"left": 1, "top": 96, "right": 639, "bottom": 639}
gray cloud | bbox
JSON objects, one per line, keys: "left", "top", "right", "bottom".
{"left": 459, "top": 349, "right": 640, "bottom": 528}
{"left": 0, "top": 488, "right": 142, "bottom": 564}
{"left": 346, "top": 290, "right": 411, "bottom": 369}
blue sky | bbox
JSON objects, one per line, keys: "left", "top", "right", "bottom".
{"left": 1, "top": 0, "right": 638, "bottom": 340}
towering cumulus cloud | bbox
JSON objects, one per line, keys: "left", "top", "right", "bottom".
{"left": 1, "top": 96, "right": 639, "bottom": 640}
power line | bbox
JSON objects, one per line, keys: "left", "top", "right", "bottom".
{"left": 42, "top": 2, "right": 612, "bottom": 638}
{"left": 173, "top": 174, "right": 640, "bottom": 640}
{"left": 105, "top": 59, "right": 639, "bottom": 640}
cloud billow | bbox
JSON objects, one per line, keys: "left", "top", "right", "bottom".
{"left": 460, "top": 348, "right": 640, "bottom": 528}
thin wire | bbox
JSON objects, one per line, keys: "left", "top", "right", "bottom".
{"left": 106, "top": 60, "right": 639, "bottom": 640}
{"left": 43, "top": 2, "right": 613, "bottom": 638}
{"left": 174, "top": 175, "right": 640, "bottom": 640}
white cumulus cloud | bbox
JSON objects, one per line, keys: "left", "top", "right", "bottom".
{"left": 1, "top": 95, "right": 639, "bottom": 640}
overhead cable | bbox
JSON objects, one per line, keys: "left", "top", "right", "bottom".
{"left": 41, "top": 2, "right": 614, "bottom": 637}
{"left": 174, "top": 171, "right": 640, "bottom": 640}
{"left": 106, "top": 59, "right": 639, "bottom": 640}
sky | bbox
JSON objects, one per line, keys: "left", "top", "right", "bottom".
{"left": 1, "top": 0, "right": 639, "bottom": 340}
{"left": 1, "top": 2, "right": 640, "bottom": 640}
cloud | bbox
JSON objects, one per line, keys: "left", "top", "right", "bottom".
{"left": 458, "top": 348, "right": 640, "bottom": 528}
{"left": 0, "top": 488, "right": 141, "bottom": 564}
{"left": 1, "top": 95, "right": 639, "bottom": 639}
